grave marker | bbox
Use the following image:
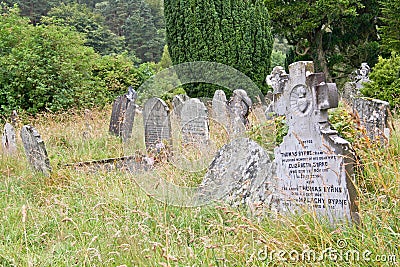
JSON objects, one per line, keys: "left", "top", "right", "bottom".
{"left": 353, "top": 97, "right": 390, "bottom": 143}
{"left": 2, "top": 123, "right": 17, "bottom": 155}
{"left": 172, "top": 94, "right": 190, "bottom": 119}
{"left": 20, "top": 125, "right": 51, "bottom": 176}
{"left": 272, "top": 61, "right": 359, "bottom": 224}
{"left": 228, "top": 89, "right": 252, "bottom": 136}
{"left": 212, "top": 90, "right": 232, "bottom": 133}
{"left": 143, "top": 97, "right": 172, "bottom": 150}
{"left": 181, "top": 98, "right": 209, "bottom": 144}
{"left": 109, "top": 87, "right": 137, "bottom": 141}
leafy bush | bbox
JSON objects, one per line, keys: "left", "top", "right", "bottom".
{"left": 361, "top": 54, "right": 400, "bottom": 109}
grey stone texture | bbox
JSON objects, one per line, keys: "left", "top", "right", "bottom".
{"left": 143, "top": 97, "right": 172, "bottom": 150}
{"left": 198, "top": 138, "right": 276, "bottom": 216}
{"left": 109, "top": 88, "right": 137, "bottom": 142}
{"left": 2, "top": 123, "right": 17, "bottom": 155}
{"left": 20, "top": 125, "right": 51, "bottom": 176}
{"left": 353, "top": 97, "right": 390, "bottom": 143}
{"left": 272, "top": 61, "right": 359, "bottom": 224}
{"left": 181, "top": 98, "right": 209, "bottom": 144}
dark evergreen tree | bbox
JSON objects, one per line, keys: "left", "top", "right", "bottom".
{"left": 379, "top": 0, "right": 400, "bottom": 53}
{"left": 164, "top": 0, "right": 273, "bottom": 97}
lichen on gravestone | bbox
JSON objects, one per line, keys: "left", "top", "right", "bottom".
{"left": 2, "top": 123, "right": 17, "bottom": 155}
{"left": 271, "top": 61, "right": 359, "bottom": 224}
{"left": 20, "top": 125, "right": 51, "bottom": 176}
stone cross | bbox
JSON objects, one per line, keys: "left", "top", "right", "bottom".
{"left": 2, "top": 123, "right": 17, "bottom": 155}
{"left": 143, "top": 97, "right": 172, "bottom": 151}
{"left": 20, "top": 125, "right": 51, "bottom": 176}
{"left": 354, "top": 62, "right": 370, "bottom": 89}
{"left": 181, "top": 98, "right": 209, "bottom": 144}
{"left": 109, "top": 87, "right": 137, "bottom": 142}
{"left": 272, "top": 61, "right": 359, "bottom": 224}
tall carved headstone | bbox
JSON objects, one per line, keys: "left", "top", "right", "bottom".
{"left": 354, "top": 62, "right": 370, "bottom": 89}
{"left": 2, "top": 123, "right": 17, "bottom": 155}
{"left": 109, "top": 87, "right": 137, "bottom": 141}
{"left": 265, "top": 66, "right": 290, "bottom": 119}
{"left": 172, "top": 94, "right": 190, "bottom": 119}
{"left": 212, "top": 90, "right": 232, "bottom": 133}
{"left": 273, "top": 61, "right": 359, "bottom": 224}
{"left": 181, "top": 98, "right": 209, "bottom": 144}
{"left": 353, "top": 97, "right": 390, "bottom": 143}
{"left": 20, "top": 125, "right": 51, "bottom": 176}
{"left": 143, "top": 97, "right": 172, "bottom": 150}
{"left": 228, "top": 89, "right": 252, "bottom": 136}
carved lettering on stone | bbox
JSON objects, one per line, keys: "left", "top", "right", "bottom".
{"left": 272, "top": 61, "right": 359, "bottom": 224}
{"left": 2, "top": 123, "right": 17, "bottom": 155}
{"left": 143, "top": 97, "right": 172, "bottom": 150}
{"left": 181, "top": 98, "right": 209, "bottom": 144}
{"left": 20, "top": 125, "right": 51, "bottom": 176}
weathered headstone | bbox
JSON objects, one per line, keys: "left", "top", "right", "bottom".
{"left": 109, "top": 87, "right": 137, "bottom": 141}
{"left": 211, "top": 90, "right": 232, "bottom": 132}
{"left": 83, "top": 109, "right": 93, "bottom": 139}
{"left": 20, "top": 125, "right": 51, "bottom": 176}
{"left": 198, "top": 138, "right": 275, "bottom": 215}
{"left": 181, "top": 98, "right": 209, "bottom": 144}
{"left": 172, "top": 94, "right": 190, "bottom": 119}
{"left": 143, "top": 97, "right": 172, "bottom": 150}
{"left": 354, "top": 62, "right": 370, "bottom": 89}
{"left": 228, "top": 89, "right": 252, "bottom": 136}
{"left": 2, "top": 123, "right": 17, "bottom": 155}
{"left": 265, "top": 66, "right": 290, "bottom": 119}
{"left": 353, "top": 97, "right": 390, "bottom": 143}
{"left": 272, "top": 61, "right": 359, "bottom": 224}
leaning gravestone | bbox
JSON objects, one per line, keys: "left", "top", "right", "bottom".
{"left": 20, "top": 125, "right": 51, "bottom": 176}
{"left": 353, "top": 97, "right": 390, "bottom": 143}
{"left": 109, "top": 87, "right": 137, "bottom": 141}
{"left": 272, "top": 61, "right": 359, "bottom": 224}
{"left": 181, "top": 98, "right": 209, "bottom": 144}
{"left": 212, "top": 90, "right": 232, "bottom": 133}
{"left": 2, "top": 123, "right": 17, "bottom": 155}
{"left": 197, "top": 138, "right": 275, "bottom": 216}
{"left": 228, "top": 89, "right": 252, "bottom": 136}
{"left": 143, "top": 97, "right": 172, "bottom": 150}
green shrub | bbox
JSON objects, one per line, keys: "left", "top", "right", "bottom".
{"left": 361, "top": 54, "right": 400, "bottom": 109}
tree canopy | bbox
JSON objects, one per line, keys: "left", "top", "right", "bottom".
{"left": 264, "top": 0, "right": 381, "bottom": 82}
{"left": 164, "top": 0, "right": 273, "bottom": 97}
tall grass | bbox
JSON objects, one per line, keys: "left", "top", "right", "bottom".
{"left": 0, "top": 106, "right": 398, "bottom": 266}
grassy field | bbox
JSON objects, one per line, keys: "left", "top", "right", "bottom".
{"left": 0, "top": 106, "right": 399, "bottom": 266}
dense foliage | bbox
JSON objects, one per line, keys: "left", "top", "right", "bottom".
{"left": 379, "top": 0, "right": 400, "bottom": 54}
{"left": 164, "top": 0, "right": 273, "bottom": 97}
{"left": 264, "top": 0, "right": 381, "bottom": 82}
{"left": 361, "top": 54, "right": 400, "bottom": 108}
{"left": 0, "top": 6, "right": 142, "bottom": 115}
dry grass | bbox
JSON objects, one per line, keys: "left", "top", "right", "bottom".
{"left": 0, "top": 106, "right": 398, "bottom": 266}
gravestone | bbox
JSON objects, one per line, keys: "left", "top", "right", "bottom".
{"left": 172, "top": 94, "right": 190, "bottom": 119}
{"left": 181, "top": 98, "right": 209, "bottom": 144}
{"left": 2, "top": 123, "right": 17, "bottom": 155}
{"left": 197, "top": 138, "right": 275, "bottom": 216}
{"left": 353, "top": 97, "right": 390, "bottom": 143}
{"left": 20, "top": 125, "right": 51, "bottom": 176}
{"left": 143, "top": 97, "right": 172, "bottom": 150}
{"left": 265, "top": 66, "right": 290, "bottom": 119}
{"left": 212, "top": 90, "right": 232, "bottom": 133}
{"left": 109, "top": 87, "right": 137, "bottom": 141}
{"left": 272, "top": 61, "right": 359, "bottom": 224}
{"left": 228, "top": 89, "right": 252, "bottom": 136}
{"left": 354, "top": 62, "right": 370, "bottom": 89}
